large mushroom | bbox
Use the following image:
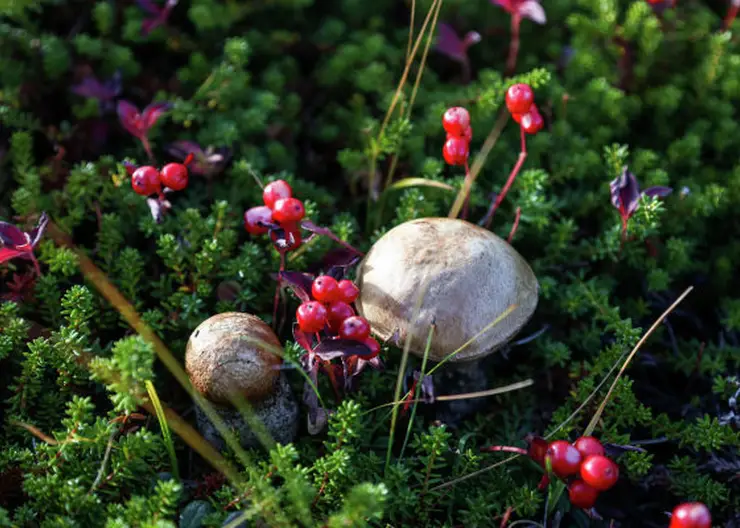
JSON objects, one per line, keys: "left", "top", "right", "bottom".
{"left": 355, "top": 218, "right": 539, "bottom": 419}
{"left": 185, "top": 312, "right": 298, "bottom": 450}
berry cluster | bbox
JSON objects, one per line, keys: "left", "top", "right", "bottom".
{"left": 441, "top": 106, "right": 472, "bottom": 166}
{"left": 296, "top": 275, "right": 380, "bottom": 359}
{"left": 537, "top": 436, "right": 618, "bottom": 509}
{"left": 128, "top": 154, "right": 193, "bottom": 197}
{"left": 244, "top": 179, "right": 305, "bottom": 252}
{"left": 669, "top": 502, "right": 711, "bottom": 528}
{"left": 505, "top": 83, "right": 544, "bottom": 135}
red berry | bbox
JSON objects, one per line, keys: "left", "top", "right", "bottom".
{"left": 669, "top": 502, "right": 712, "bottom": 528}
{"left": 244, "top": 206, "right": 273, "bottom": 235}
{"left": 131, "top": 166, "right": 161, "bottom": 196}
{"left": 568, "top": 480, "right": 600, "bottom": 509}
{"left": 327, "top": 301, "right": 355, "bottom": 331}
{"left": 527, "top": 436, "right": 549, "bottom": 467}
{"left": 272, "top": 197, "right": 306, "bottom": 223}
{"left": 336, "top": 280, "right": 360, "bottom": 304}
{"left": 296, "top": 301, "right": 328, "bottom": 333}
{"left": 160, "top": 162, "right": 189, "bottom": 191}
{"left": 521, "top": 107, "right": 544, "bottom": 135}
{"left": 443, "top": 137, "right": 469, "bottom": 166}
{"left": 505, "top": 83, "right": 535, "bottom": 115}
{"left": 312, "top": 275, "right": 339, "bottom": 303}
{"left": 580, "top": 455, "right": 619, "bottom": 491}
{"left": 573, "top": 436, "right": 605, "bottom": 459}
{"left": 270, "top": 222, "right": 302, "bottom": 252}
{"left": 442, "top": 107, "right": 471, "bottom": 137}
{"left": 263, "top": 179, "right": 292, "bottom": 209}
{"left": 511, "top": 112, "right": 524, "bottom": 124}
{"left": 462, "top": 126, "right": 473, "bottom": 142}
{"left": 339, "top": 316, "right": 371, "bottom": 341}
{"left": 360, "top": 337, "right": 381, "bottom": 358}
{"left": 546, "top": 440, "right": 582, "bottom": 478}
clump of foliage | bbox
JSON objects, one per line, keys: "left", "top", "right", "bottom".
{"left": 1, "top": 0, "right": 739, "bottom": 526}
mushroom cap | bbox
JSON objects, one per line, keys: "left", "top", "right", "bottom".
{"left": 186, "top": 312, "right": 283, "bottom": 404}
{"left": 355, "top": 218, "right": 538, "bottom": 362}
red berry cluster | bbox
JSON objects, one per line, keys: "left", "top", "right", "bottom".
{"left": 244, "top": 179, "right": 306, "bottom": 252}
{"left": 296, "top": 275, "right": 380, "bottom": 359}
{"left": 669, "top": 502, "right": 711, "bottom": 528}
{"left": 529, "top": 436, "right": 619, "bottom": 510}
{"left": 130, "top": 155, "right": 192, "bottom": 196}
{"left": 505, "top": 83, "right": 544, "bottom": 135}
{"left": 442, "top": 107, "right": 472, "bottom": 166}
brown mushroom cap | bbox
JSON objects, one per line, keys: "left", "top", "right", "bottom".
{"left": 355, "top": 218, "right": 538, "bottom": 362}
{"left": 186, "top": 312, "right": 283, "bottom": 404}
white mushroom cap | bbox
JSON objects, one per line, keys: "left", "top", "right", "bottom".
{"left": 355, "top": 218, "right": 538, "bottom": 362}
{"left": 186, "top": 312, "right": 283, "bottom": 404}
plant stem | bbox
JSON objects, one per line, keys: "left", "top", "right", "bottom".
{"left": 480, "top": 445, "right": 528, "bottom": 455}
{"left": 461, "top": 162, "right": 472, "bottom": 219}
{"left": 483, "top": 125, "right": 527, "bottom": 228}
{"left": 506, "top": 14, "right": 521, "bottom": 76}
{"left": 507, "top": 206, "right": 522, "bottom": 243}
{"left": 272, "top": 252, "right": 286, "bottom": 331}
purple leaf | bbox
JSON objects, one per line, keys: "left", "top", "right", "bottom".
{"left": 312, "top": 338, "right": 374, "bottom": 361}
{"left": 142, "top": 101, "right": 172, "bottom": 129}
{"left": 279, "top": 271, "right": 315, "bottom": 303}
{"left": 300, "top": 220, "right": 364, "bottom": 256}
{"left": 137, "top": 0, "right": 161, "bottom": 16}
{"left": 0, "top": 247, "right": 29, "bottom": 265}
{"left": 71, "top": 74, "right": 121, "bottom": 101}
{"left": 27, "top": 213, "right": 48, "bottom": 247}
{"left": 610, "top": 168, "right": 642, "bottom": 219}
{"left": 293, "top": 326, "right": 313, "bottom": 352}
{"left": 642, "top": 186, "right": 673, "bottom": 199}
{"left": 419, "top": 373, "right": 436, "bottom": 404}
{"left": 167, "top": 142, "right": 231, "bottom": 176}
{"left": 0, "top": 223, "right": 28, "bottom": 247}
{"left": 463, "top": 31, "right": 482, "bottom": 49}
{"left": 435, "top": 22, "right": 466, "bottom": 63}
{"left": 313, "top": 248, "right": 362, "bottom": 280}
{"left": 519, "top": 0, "right": 546, "bottom": 24}
{"left": 117, "top": 100, "right": 145, "bottom": 139}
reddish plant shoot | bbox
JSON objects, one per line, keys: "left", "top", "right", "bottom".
{"left": 726, "top": 0, "right": 740, "bottom": 30}
{"left": 580, "top": 455, "right": 619, "bottom": 491}
{"left": 0, "top": 213, "right": 48, "bottom": 277}
{"left": 117, "top": 100, "right": 171, "bottom": 161}
{"left": 669, "top": 502, "right": 712, "bottom": 528}
{"left": 491, "top": 0, "right": 546, "bottom": 75}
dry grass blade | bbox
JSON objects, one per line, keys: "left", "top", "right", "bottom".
{"left": 10, "top": 420, "right": 60, "bottom": 445}
{"left": 584, "top": 286, "right": 694, "bottom": 435}
{"left": 448, "top": 108, "right": 510, "bottom": 219}
{"left": 405, "top": 0, "right": 443, "bottom": 117}
{"left": 429, "top": 454, "right": 520, "bottom": 491}
{"left": 46, "top": 220, "right": 252, "bottom": 481}
{"left": 384, "top": 272, "right": 434, "bottom": 474}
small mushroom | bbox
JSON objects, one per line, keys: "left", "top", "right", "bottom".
{"left": 355, "top": 218, "right": 539, "bottom": 362}
{"left": 185, "top": 312, "right": 299, "bottom": 449}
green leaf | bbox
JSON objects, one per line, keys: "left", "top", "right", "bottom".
{"left": 178, "top": 501, "right": 213, "bottom": 528}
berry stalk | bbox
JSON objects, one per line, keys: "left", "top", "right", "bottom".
{"left": 483, "top": 124, "right": 527, "bottom": 228}
{"left": 506, "top": 14, "right": 521, "bottom": 76}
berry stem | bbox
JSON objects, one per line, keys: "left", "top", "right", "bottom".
{"left": 480, "top": 445, "right": 528, "bottom": 455}
{"left": 141, "top": 137, "right": 155, "bottom": 164}
{"left": 507, "top": 206, "right": 522, "bottom": 243}
{"left": 483, "top": 125, "right": 527, "bottom": 228}
{"left": 505, "top": 14, "right": 521, "bottom": 76}
{"left": 724, "top": 2, "right": 739, "bottom": 30}
{"left": 461, "top": 161, "right": 471, "bottom": 220}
